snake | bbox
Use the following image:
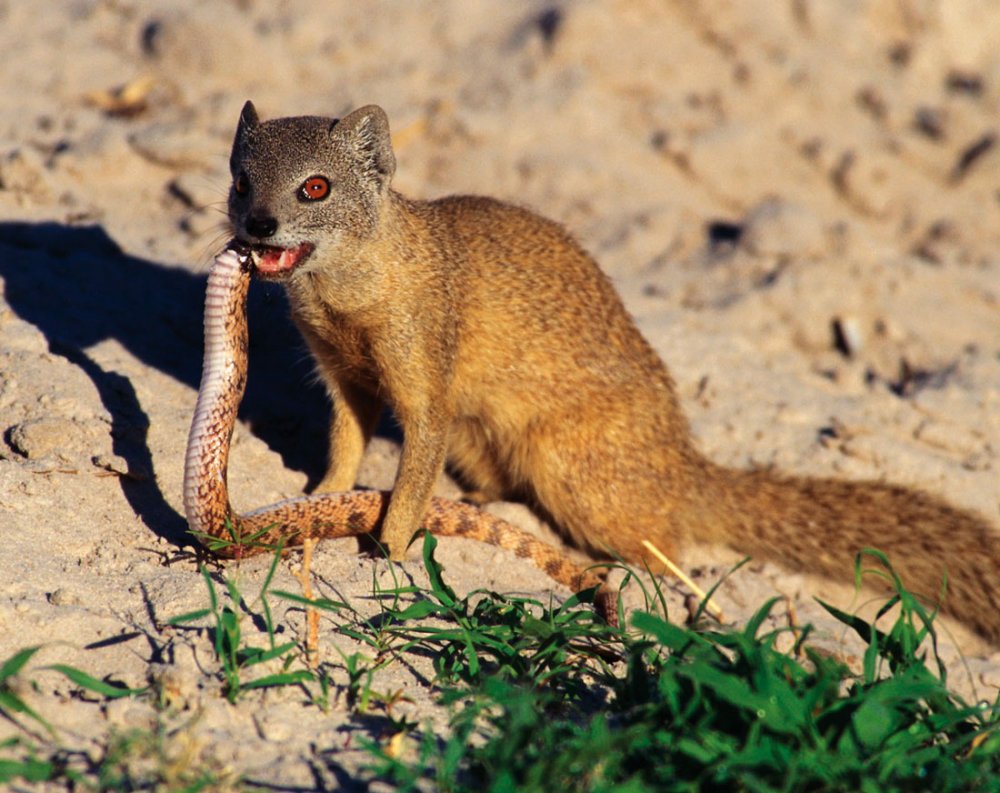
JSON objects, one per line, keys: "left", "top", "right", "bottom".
{"left": 182, "top": 243, "right": 615, "bottom": 621}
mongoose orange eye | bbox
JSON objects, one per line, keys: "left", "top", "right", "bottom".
{"left": 234, "top": 173, "right": 250, "bottom": 196}
{"left": 300, "top": 176, "right": 330, "bottom": 201}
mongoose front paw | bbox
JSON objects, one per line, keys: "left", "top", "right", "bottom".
{"left": 379, "top": 521, "right": 418, "bottom": 562}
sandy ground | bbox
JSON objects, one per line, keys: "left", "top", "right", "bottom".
{"left": 1, "top": 0, "right": 998, "bottom": 788}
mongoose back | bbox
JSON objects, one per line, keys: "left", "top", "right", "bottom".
{"left": 227, "top": 101, "right": 1000, "bottom": 642}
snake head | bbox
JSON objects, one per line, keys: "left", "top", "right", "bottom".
{"left": 224, "top": 238, "right": 254, "bottom": 270}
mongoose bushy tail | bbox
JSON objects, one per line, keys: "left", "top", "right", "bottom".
{"left": 225, "top": 100, "right": 1000, "bottom": 644}
{"left": 704, "top": 464, "right": 1000, "bottom": 641}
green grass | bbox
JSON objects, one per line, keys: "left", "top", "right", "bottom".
{"left": 1, "top": 538, "right": 998, "bottom": 791}
{"left": 168, "top": 543, "right": 314, "bottom": 704}
{"left": 350, "top": 542, "right": 1000, "bottom": 792}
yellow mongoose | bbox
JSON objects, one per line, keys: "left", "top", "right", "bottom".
{"left": 227, "top": 101, "right": 1000, "bottom": 642}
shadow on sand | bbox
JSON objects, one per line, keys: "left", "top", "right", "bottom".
{"left": 0, "top": 221, "right": 338, "bottom": 546}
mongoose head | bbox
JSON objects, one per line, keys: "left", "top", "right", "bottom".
{"left": 227, "top": 100, "right": 396, "bottom": 280}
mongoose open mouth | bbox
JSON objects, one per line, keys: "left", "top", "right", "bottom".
{"left": 249, "top": 242, "right": 315, "bottom": 279}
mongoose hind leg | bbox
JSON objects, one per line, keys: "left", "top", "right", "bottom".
{"left": 520, "top": 408, "right": 688, "bottom": 567}
{"left": 447, "top": 417, "right": 515, "bottom": 506}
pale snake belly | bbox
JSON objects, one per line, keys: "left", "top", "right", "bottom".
{"left": 182, "top": 244, "right": 614, "bottom": 620}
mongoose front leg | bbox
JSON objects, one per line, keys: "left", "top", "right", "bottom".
{"left": 315, "top": 380, "right": 382, "bottom": 494}
{"left": 381, "top": 408, "right": 451, "bottom": 560}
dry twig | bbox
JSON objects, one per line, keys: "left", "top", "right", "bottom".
{"left": 641, "top": 539, "right": 725, "bottom": 622}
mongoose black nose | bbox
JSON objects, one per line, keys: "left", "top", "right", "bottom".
{"left": 246, "top": 214, "right": 278, "bottom": 239}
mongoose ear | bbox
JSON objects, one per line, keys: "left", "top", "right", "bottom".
{"left": 334, "top": 105, "right": 396, "bottom": 188}
{"left": 231, "top": 100, "right": 260, "bottom": 174}
{"left": 239, "top": 100, "right": 260, "bottom": 130}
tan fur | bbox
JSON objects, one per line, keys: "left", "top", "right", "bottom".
{"left": 228, "top": 102, "right": 1000, "bottom": 643}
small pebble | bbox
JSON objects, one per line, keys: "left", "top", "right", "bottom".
{"left": 832, "top": 316, "right": 864, "bottom": 357}
{"left": 48, "top": 588, "right": 81, "bottom": 606}
{"left": 129, "top": 123, "right": 213, "bottom": 169}
{"left": 252, "top": 706, "right": 295, "bottom": 742}
{"left": 914, "top": 420, "right": 978, "bottom": 456}
{"left": 149, "top": 662, "right": 201, "bottom": 711}
{"left": 740, "top": 198, "right": 827, "bottom": 259}
{"left": 7, "top": 418, "right": 80, "bottom": 460}
{"left": 92, "top": 453, "right": 148, "bottom": 480}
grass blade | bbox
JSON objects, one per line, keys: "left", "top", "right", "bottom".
{"left": 272, "top": 590, "right": 349, "bottom": 612}
{"left": 166, "top": 608, "right": 212, "bottom": 626}
{"left": 0, "top": 756, "right": 56, "bottom": 784}
{"left": 242, "top": 670, "right": 315, "bottom": 691}
{"left": 0, "top": 690, "right": 55, "bottom": 737}
{"left": 44, "top": 665, "right": 147, "bottom": 699}
{"left": 0, "top": 647, "right": 41, "bottom": 683}
{"left": 421, "top": 531, "right": 457, "bottom": 608}
{"left": 0, "top": 649, "right": 55, "bottom": 736}
{"left": 238, "top": 641, "right": 298, "bottom": 668}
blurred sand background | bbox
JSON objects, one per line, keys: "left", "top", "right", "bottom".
{"left": 0, "top": 1, "right": 998, "bottom": 787}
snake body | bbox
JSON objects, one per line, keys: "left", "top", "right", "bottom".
{"left": 183, "top": 245, "right": 613, "bottom": 617}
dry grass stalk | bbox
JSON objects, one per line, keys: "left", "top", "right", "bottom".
{"left": 641, "top": 539, "right": 725, "bottom": 622}
{"left": 294, "top": 536, "right": 321, "bottom": 670}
